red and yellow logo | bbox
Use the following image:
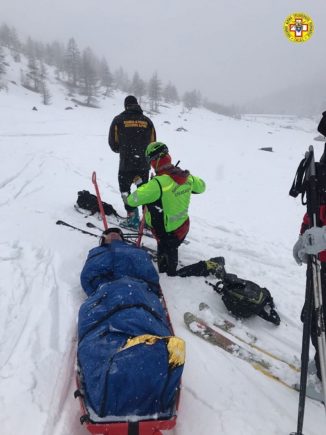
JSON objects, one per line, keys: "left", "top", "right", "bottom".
{"left": 283, "top": 12, "right": 314, "bottom": 43}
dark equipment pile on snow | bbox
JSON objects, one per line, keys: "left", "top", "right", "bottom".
{"left": 216, "top": 273, "right": 280, "bottom": 325}
{"left": 77, "top": 190, "right": 119, "bottom": 217}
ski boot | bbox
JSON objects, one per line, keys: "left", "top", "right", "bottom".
{"left": 205, "top": 257, "right": 226, "bottom": 279}
{"left": 122, "top": 208, "right": 140, "bottom": 230}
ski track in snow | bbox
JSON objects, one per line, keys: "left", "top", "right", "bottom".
{"left": 0, "top": 157, "right": 35, "bottom": 190}
{"left": 0, "top": 238, "right": 82, "bottom": 435}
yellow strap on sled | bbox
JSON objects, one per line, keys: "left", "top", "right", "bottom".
{"left": 166, "top": 336, "right": 186, "bottom": 368}
{"left": 122, "top": 334, "right": 185, "bottom": 368}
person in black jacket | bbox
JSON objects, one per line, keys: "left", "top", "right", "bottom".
{"left": 108, "top": 95, "right": 156, "bottom": 228}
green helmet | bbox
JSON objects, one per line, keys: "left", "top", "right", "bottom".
{"left": 145, "top": 142, "right": 169, "bottom": 163}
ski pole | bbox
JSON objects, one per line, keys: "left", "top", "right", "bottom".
{"left": 136, "top": 207, "right": 146, "bottom": 247}
{"left": 92, "top": 171, "right": 108, "bottom": 231}
{"left": 291, "top": 263, "right": 314, "bottom": 435}
{"left": 290, "top": 148, "right": 316, "bottom": 435}
{"left": 56, "top": 220, "right": 100, "bottom": 238}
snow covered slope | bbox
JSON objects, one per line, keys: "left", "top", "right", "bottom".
{"left": 0, "top": 57, "right": 325, "bottom": 435}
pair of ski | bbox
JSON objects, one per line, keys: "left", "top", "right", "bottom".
{"left": 184, "top": 304, "right": 323, "bottom": 403}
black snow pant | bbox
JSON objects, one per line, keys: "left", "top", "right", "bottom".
{"left": 157, "top": 237, "right": 210, "bottom": 278}
{"left": 118, "top": 169, "right": 149, "bottom": 213}
{"left": 157, "top": 234, "right": 185, "bottom": 277}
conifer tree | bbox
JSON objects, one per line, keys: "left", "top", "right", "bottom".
{"left": 183, "top": 89, "right": 201, "bottom": 110}
{"left": 0, "top": 46, "right": 7, "bottom": 90}
{"left": 80, "top": 47, "right": 99, "bottom": 106}
{"left": 148, "top": 72, "right": 161, "bottom": 112}
{"left": 114, "top": 66, "right": 130, "bottom": 92}
{"left": 100, "top": 58, "right": 113, "bottom": 96}
{"left": 0, "top": 24, "right": 11, "bottom": 48}
{"left": 39, "top": 62, "right": 51, "bottom": 105}
{"left": 25, "top": 55, "right": 41, "bottom": 92}
{"left": 130, "top": 72, "right": 146, "bottom": 104}
{"left": 65, "top": 38, "right": 81, "bottom": 86}
{"left": 163, "top": 82, "right": 179, "bottom": 104}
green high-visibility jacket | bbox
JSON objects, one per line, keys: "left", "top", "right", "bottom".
{"left": 127, "top": 173, "right": 206, "bottom": 233}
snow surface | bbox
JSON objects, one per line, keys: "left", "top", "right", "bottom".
{"left": 0, "top": 53, "right": 325, "bottom": 435}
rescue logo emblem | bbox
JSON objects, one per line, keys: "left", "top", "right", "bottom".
{"left": 283, "top": 12, "right": 314, "bottom": 43}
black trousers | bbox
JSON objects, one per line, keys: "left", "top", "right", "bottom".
{"left": 157, "top": 233, "right": 210, "bottom": 278}
{"left": 118, "top": 170, "right": 149, "bottom": 213}
{"left": 157, "top": 237, "right": 212, "bottom": 277}
{"left": 157, "top": 234, "right": 185, "bottom": 276}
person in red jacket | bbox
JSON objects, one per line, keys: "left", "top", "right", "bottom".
{"left": 293, "top": 207, "right": 326, "bottom": 381}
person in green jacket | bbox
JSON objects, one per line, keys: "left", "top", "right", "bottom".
{"left": 125, "top": 142, "right": 206, "bottom": 275}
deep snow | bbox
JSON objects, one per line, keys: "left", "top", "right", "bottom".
{"left": 0, "top": 54, "right": 325, "bottom": 435}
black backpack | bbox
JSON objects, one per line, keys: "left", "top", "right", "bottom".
{"left": 76, "top": 190, "right": 119, "bottom": 217}
{"left": 214, "top": 273, "right": 280, "bottom": 325}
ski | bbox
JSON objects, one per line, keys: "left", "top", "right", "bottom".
{"left": 199, "top": 302, "right": 300, "bottom": 372}
{"left": 184, "top": 311, "right": 296, "bottom": 388}
{"left": 184, "top": 312, "right": 324, "bottom": 403}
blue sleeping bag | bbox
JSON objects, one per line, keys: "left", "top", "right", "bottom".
{"left": 78, "top": 241, "right": 184, "bottom": 419}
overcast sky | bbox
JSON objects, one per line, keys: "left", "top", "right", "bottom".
{"left": 1, "top": 0, "right": 326, "bottom": 106}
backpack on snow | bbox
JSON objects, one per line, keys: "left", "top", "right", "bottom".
{"left": 76, "top": 190, "right": 119, "bottom": 217}
{"left": 214, "top": 273, "right": 280, "bottom": 325}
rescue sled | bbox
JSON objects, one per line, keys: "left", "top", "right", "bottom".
{"left": 74, "top": 279, "right": 182, "bottom": 435}
{"left": 75, "top": 373, "right": 180, "bottom": 435}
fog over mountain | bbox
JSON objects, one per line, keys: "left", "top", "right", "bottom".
{"left": 1, "top": 0, "right": 326, "bottom": 115}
